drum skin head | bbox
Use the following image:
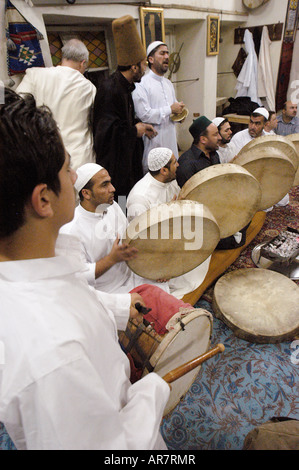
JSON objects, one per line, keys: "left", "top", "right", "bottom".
{"left": 123, "top": 200, "right": 220, "bottom": 280}
{"left": 286, "top": 134, "right": 299, "bottom": 186}
{"left": 239, "top": 134, "right": 299, "bottom": 172}
{"left": 234, "top": 147, "right": 296, "bottom": 210}
{"left": 212, "top": 268, "right": 299, "bottom": 343}
{"left": 179, "top": 163, "right": 262, "bottom": 238}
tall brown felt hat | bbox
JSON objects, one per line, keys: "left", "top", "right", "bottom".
{"left": 112, "top": 15, "right": 146, "bottom": 66}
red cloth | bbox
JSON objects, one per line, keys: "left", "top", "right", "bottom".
{"left": 130, "top": 284, "right": 192, "bottom": 335}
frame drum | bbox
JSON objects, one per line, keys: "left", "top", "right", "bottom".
{"left": 234, "top": 146, "right": 296, "bottom": 210}
{"left": 212, "top": 268, "right": 299, "bottom": 343}
{"left": 123, "top": 200, "right": 220, "bottom": 280}
{"left": 286, "top": 134, "right": 299, "bottom": 186}
{"left": 179, "top": 163, "right": 262, "bottom": 238}
{"left": 238, "top": 134, "right": 299, "bottom": 172}
{"left": 119, "top": 308, "right": 213, "bottom": 415}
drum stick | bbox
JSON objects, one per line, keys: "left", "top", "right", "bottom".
{"left": 162, "top": 344, "right": 225, "bottom": 384}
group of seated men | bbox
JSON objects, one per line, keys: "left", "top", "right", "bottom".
{"left": 0, "top": 69, "right": 297, "bottom": 449}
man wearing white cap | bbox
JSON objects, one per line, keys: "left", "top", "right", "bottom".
{"left": 212, "top": 117, "right": 234, "bottom": 163}
{"left": 126, "top": 147, "right": 180, "bottom": 222}
{"left": 229, "top": 107, "right": 269, "bottom": 155}
{"left": 61, "top": 162, "right": 170, "bottom": 294}
{"left": 126, "top": 148, "right": 211, "bottom": 299}
{"left": 133, "top": 41, "right": 185, "bottom": 173}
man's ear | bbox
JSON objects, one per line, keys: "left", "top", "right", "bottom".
{"left": 31, "top": 184, "right": 54, "bottom": 218}
{"left": 81, "top": 188, "right": 91, "bottom": 200}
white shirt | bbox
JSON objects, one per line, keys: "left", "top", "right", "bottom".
{"left": 126, "top": 173, "right": 180, "bottom": 222}
{"left": 216, "top": 143, "right": 238, "bottom": 163}
{"left": 230, "top": 128, "right": 266, "bottom": 155}
{"left": 60, "top": 203, "right": 170, "bottom": 294}
{"left": 0, "top": 235, "right": 170, "bottom": 450}
{"left": 133, "top": 70, "right": 179, "bottom": 172}
{"left": 16, "top": 66, "right": 96, "bottom": 171}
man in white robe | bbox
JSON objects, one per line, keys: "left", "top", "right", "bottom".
{"left": 61, "top": 163, "right": 170, "bottom": 294}
{"left": 126, "top": 148, "right": 211, "bottom": 299}
{"left": 126, "top": 147, "right": 180, "bottom": 222}
{"left": 235, "top": 29, "right": 261, "bottom": 106}
{"left": 230, "top": 107, "right": 289, "bottom": 209}
{"left": 133, "top": 41, "right": 185, "bottom": 173}
{"left": 16, "top": 39, "right": 96, "bottom": 171}
{"left": 0, "top": 89, "right": 170, "bottom": 450}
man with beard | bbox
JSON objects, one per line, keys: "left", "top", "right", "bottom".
{"left": 212, "top": 117, "right": 234, "bottom": 163}
{"left": 133, "top": 41, "right": 185, "bottom": 173}
{"left": 93, "top": 16, "right": 157, "bottom": 199}
{"left": 176, "top": 116, "right": 221, "bottom": 188}
{"left": 229, "top": 107, "right": 269, "bottom": 155}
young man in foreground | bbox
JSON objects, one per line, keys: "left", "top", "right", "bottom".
{"left": 0, "top": 90, "right": 170, "bottom": 450}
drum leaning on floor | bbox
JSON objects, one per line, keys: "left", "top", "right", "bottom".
{"left": 212, "top": 268, "right": 299, "bottom": 344}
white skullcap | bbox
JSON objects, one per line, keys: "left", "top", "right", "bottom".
{"left": 148, "top": 147, "right": 173, "bottom": 171}
{"left": 147, "top": 41, "right": 166, "bottom": 57}
{"left": 212, "top": 117, "right": 225, "bottom": 128}
{"left": 75, "top": 163, "right": 104, "bottom": 192}
{"left": 253, "top": 107, "right": 269, "bottom": 120}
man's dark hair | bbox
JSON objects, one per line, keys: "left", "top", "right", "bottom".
{"left": 0, "top": 89, "right": 65, "bottom": 237}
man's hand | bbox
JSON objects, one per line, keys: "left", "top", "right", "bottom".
{"left": 136, "top": 122, "right": 158, "bottom": 139}
{"left": 109, "top": 236, "right": 138, "bottom": 264}
{"left": 171, "top": 101, "right": 185, "bottom": 115}
{"left": 129, "top": 293, "right": 146, "bottom": 323}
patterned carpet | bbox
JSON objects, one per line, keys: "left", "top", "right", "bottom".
{"left": 0, "top": 187, "right": 298, "bottom": 450}
{"left": 161, "top": 186, "right": 299, "bottom": 450}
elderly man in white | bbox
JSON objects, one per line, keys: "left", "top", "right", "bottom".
{"left": 132, "top": 41, "right": 185, "bottom": 173}
{"left": 16, "top": 39, "right": 96, "bottom": 171}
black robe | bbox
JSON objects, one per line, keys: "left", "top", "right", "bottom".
{"left": 93, "top": 70, "right": 144, "bottom": 199}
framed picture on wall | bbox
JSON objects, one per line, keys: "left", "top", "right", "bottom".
{"left": 139, "top": 7, "right": 165, "bottom": 52}
{"left": 207, "top": 15, "right": 220, "bottom": 56}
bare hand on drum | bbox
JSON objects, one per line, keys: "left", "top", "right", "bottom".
{"left": 129, "top": 293, "right": 146, "bottom": 323}
{"left": 110, "top": 236, "right": 138, "bottom": 264}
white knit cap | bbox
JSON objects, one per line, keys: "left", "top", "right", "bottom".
{"left": 212, "top": 117, "right": 225, "bottom": 128}
{"left": 147, "top": 41, "right": 166, "bottom": 57}
{"left": 148, "top": 147, "right": 173, "bottom": 171}
{"left": 75, "top": 163, "right": 104, "bottom": 192}
{"left": 253, "top": 107, "right": 269, "bottom": 120}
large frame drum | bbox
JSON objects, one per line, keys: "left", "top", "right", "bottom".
{"left": 212, "top": 268, "right": 299, "bottom": 343}
{"left": 119, "top": 308, "right": 213, "bottom": 415}
{"left": 179, "top": 163, "right": 262, "bottom": 238}
{"left": 124, "top": 200, "right": 220, "bottom": 280}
